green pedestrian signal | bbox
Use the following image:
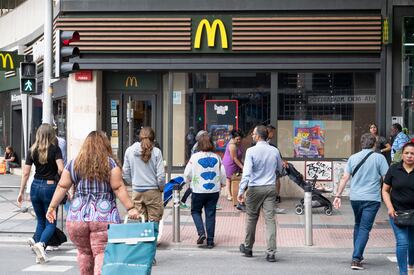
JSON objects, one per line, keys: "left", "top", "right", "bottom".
{"left": 19, "top": 62, "right": 37, "bottom": 94}
{"left": 21, "top": 79, "right": 36, "bottom": 93}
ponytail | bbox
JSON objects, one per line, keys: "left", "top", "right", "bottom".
{"left": 139, "top": 127, "right": 155, "bottom": 163}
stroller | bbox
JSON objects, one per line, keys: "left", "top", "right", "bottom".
{"left": 163, "top": 176, "right": 185, "bottom": 207}
{"left": 284, "top": 163, "right": 333, "bottom": 216}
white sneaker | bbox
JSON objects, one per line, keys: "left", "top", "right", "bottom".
{"left": 27, "top": 238, "right": 35, "bottom": 247}
{"left": 35, "top": 257, "right": 41, "bottom": 264}
{"left": 32, "top": 243, "right": 48, "bottom": 264}
{"left": 45, "top": 246, "right": 59, "bottom": 251}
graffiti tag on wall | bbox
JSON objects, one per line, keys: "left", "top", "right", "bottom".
{"left": 305, "top": 161, "right": 333, "bottom": 181}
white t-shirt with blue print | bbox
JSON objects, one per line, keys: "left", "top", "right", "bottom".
{"left": 184, "top": 151, "right": 226, "bottom": 194}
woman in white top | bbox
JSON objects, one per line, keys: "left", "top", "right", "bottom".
{"left": 184, "top": 135, "right": 226, "bottom": 248}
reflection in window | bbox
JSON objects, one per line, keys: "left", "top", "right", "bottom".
{"left": 277, "top": 72, "right": 376, "bottom": 158}
{"left": 402, "top": 17, "right": 414, "bottom": 136}
{"left": 170, "top": 72, "right": 271, "bottom": 166}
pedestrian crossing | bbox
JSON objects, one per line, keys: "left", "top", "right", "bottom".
{"left": 22, "top": 248, "right": 77, "bottom": 273}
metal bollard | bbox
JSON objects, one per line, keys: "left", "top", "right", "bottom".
{"left": 304, "top": 184, "right": 313, "bottom": 246}
{"left": 172, "top": 184, "right": 181, "bottom": 242}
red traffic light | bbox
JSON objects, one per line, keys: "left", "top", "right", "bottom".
{"left": 61, "top": 31, "right": 80, "bottom": 45}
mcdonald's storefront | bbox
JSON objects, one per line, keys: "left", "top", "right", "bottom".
{"left": 58, "top": 0, "right": 393, "bottom": 197}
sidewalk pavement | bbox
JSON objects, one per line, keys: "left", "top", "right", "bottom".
{"left": 160, "top": 192, "right": 395, "bottom": 250}
{"left": 0, "top": 174, "right": 395, "bottom": 251}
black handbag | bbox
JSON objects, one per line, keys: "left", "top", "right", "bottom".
{"left": 394, "top": 210, "right": 414, "bottom": 226}
{"left": 46, "top": 227, "right": 68, "bottom": 247}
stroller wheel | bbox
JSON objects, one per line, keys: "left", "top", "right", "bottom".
{"left": 324, "top": 206, "right": 333, "bottom": 216}
{"left": 295, "top": 205, "right": 304, "bottom": 215}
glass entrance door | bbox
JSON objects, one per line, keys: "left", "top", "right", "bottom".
{"left": 123, "top": 95, "right": 156, "bottom": 154}
{"left": 107, "top": 94, "right": 157, "bottom": 162}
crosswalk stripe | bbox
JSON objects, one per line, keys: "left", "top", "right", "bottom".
{"left": 22, "top": 265, "right": 73, "bottom": 272}
{"left": 65, "top": 249, "right": 78, "bottom": 254}
{"left": 387, "top": 256, "right": 397, "bottom": 262}
{"left": 48, "top": 256, "right": 77, "bottom": 262}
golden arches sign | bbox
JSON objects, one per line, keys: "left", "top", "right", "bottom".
{"left": 0, "top": 52, "right": 14, "bottom": 70}
{"left": 125, "top": 76, "right": 138, "bottom": 87}
{"left": 194, "top": 19, "right": 228, "bottom": 49}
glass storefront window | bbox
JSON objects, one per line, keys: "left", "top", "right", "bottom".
{"left": 402, "top": 17, "right": 414, "bottom": 136}
{"left": 277, "top": 72, "right": 376, "bottom": 159}
{"left": 53, "top": 98, "right": 67, "bottom": 138}
{"left": 169, "top": 72, "right": 271, "bottom": 167}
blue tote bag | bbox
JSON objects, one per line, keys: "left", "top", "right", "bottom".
{"left": 102, "top": 217, "right": 158, "bottom": 275}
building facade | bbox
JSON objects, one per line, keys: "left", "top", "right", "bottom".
{"left": 1, "top": 0, "right": 413, "bottom": 196}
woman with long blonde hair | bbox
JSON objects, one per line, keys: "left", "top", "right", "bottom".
{"left": 123, "top": 127, "right": 165, "bottom": 223}
{"left": 46, "top": 130, "right": 138, "bottom": 275}
{"left": 17, "top": 123, "right": 64, "bottom": 264}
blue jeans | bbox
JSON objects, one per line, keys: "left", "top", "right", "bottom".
{"left": 30, "top": 178, "right": 57, "bottom": 244}
{"left": 389, "top": 217, "right": 414, "bottom": 275}
{"left": 351, "top": 200, "right": 380, "bottom": 262}
{"left": 191, "top": 192, "right": 219, "bottom": 245}
{"left": 5, "top": 161, "right": 19, "bottom": 172}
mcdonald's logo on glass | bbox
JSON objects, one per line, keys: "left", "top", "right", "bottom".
{"left": 125, "top": 76, "right": 138, "bottom": 88}
{"left": 0, "top": 52, "right": 14, "bottom": 70}
{"left": 194, "top": 19, "right": 228, "bottom": 49}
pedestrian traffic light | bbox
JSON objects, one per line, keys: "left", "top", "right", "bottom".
{"left": 19, "top": 62, "right": 37, "bottom": 94}
{"left": 55, "top": 30, "right": 80, "bottom": 78}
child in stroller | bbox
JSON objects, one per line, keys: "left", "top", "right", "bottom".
{"left": 284, "top": 163, "right": 333, "bottom": 216}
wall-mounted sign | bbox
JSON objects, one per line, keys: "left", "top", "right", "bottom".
{"left": 11, "top": 94, "right": 22, "bottom": 102}
{"left": 0, "top": 52, "right": 16, "bottom": 71}
{"left": 173, "top": 91, "right": 182, "bottom": 105}
{"left": 204, "top": 100, "right": 238, "bottom": 151}
{"left": 194, "top": 19, "right": 228, "bottom": 49}
{"left": 75, "top": 71, "right": 93, "bottom": 81}
{"left": 125, "top": 76, "right": 138, "bottom": 88}
{"left": 308, "top": 95, "right": 376, "bottom": 105}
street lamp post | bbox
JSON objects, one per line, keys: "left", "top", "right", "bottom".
{"left": 42, "top": 0, "right": 53, "bottom": 124}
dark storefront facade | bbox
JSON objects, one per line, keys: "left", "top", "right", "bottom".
{"left": 56, "top": 0, "right": 390, "bottom": 173}
{"left": 1, "top": 0, "right": 412, "bottom": 196}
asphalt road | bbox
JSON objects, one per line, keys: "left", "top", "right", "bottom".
{"left": 0, "top": 238, "right": 399, "bottom": 275}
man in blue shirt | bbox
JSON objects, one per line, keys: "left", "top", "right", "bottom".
{"left": 238, "top": 125, "right": 283, "bottom": 262}
{"left": 391, "top": 123, "right": 410, "bottom": 162}
{"left": 334, "top": 133, "right": 388, "bottom": 270}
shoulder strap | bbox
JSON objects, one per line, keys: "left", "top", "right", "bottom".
{"left": 352, "top": 151, "right": 374, "bottom": 177}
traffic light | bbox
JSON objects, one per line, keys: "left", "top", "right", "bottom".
{"left": 19, "top": 62, "right": 37, "bottom": 94}
{"left": 55, "top": 30, "right": 80, "bottom": 77}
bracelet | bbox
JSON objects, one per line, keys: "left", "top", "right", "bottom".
{"left": 127, "top": 206, "right": 135, "bottom": 211}
{"left": 335, "top": 195, "right": 341, "bottom": 198}
{"left": 48, "top": 206, "right": 56, "bottom": 212}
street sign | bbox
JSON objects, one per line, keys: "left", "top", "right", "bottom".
{"left": 19, "top": 62, "right": 37, "bottom": 94}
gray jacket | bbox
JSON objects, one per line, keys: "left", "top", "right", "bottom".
{"left": 122, "top": 142, "right": 165, "bottom": 191}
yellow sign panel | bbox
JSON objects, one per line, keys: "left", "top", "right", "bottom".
{"left": 0, "top": 53, "right": 14, "bottom": 70}
{"left": 125, "top": 76, "right": 138, "bottom": 87}
{"left": 111, "top": 130, "right": 118, "bottom": 137}
{"left": 194, "top": 19, "right": 228, "bottom": 49}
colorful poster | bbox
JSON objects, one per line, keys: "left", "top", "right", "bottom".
{"left": 293, "top": 120, "right": 325, "bottom": 158}
{"left": 208, "top": 124, "right": 233, "bottom": 152}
